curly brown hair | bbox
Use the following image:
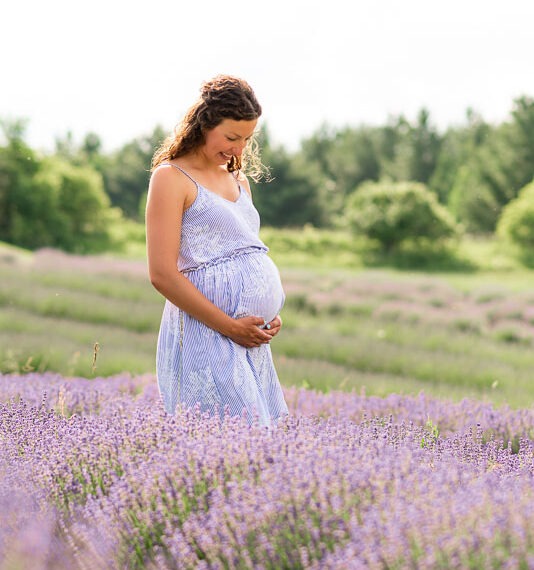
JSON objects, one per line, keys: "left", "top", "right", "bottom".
{"left": 151, "top": 75, "right": 267, "bottom": 180}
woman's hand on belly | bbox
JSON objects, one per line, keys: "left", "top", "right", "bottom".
{"left": 226, "top": 316, "right": 274, "bottom": 348}
{"left": 263, "top": 314, "right": 283, "bottom": 339}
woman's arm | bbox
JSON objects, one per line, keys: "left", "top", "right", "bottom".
{"left": 145, "top": 166, "right": 272, "bottom": 348}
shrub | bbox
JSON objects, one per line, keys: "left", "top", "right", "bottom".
{"left": 497, "top": 180, "right": 534, "bottom": 252}
{"left": 33, "top": 157, "right": 120, "bottom": 252}
{"left": 346, "top": 180, "right": 459, "bottom": 252}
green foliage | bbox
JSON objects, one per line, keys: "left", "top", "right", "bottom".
{"left": 381, "top": 109, "right": 442, "bottom": 185}
{"left": 448, "top": 164, "right": 500, "bottom": 233}
{"left": 0, "top": 119, "right": 40, "bottom": 244}
{"left": 252, "top": 129, "right": 328, "bottom": 227}
{"left": 35, "top": 156, "right": 119, "bottom": 252}
{"left": 101, "top": 126, "right": 166, "bottom": 220}
{"left": 3, "top": 93, "right": 534, "bottom": 244}
{"left": 444, "top": 99, "right": 534, "bottom": 233}
{"left": 300, "top": 110, "right": 442, "bottom": 221}
{"left": 510, "top": 96, "right": 534, "bottom": 190}
{"left": 302, "top": 125, "right": 381, "bottom": 207}
{"left": 497, "top": 180, "right": 534, "bottom": 256}
{"left": 421, "top": 418, "right": 440, "bottom": 448}
{"left": 429, "top": 110, "right": 491, "bottom": 204}
{"left": 0, "top": 122, "right": 121, "bottom": 252}
{"left": 54, "top": 126, "right": 165, "bottom": 222}
{"left": 347, "top": 180, "right": 459, "bottom": 252}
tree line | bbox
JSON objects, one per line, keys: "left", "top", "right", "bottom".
{"left": 1, "top": 95, "right": 533, "bottom": 254}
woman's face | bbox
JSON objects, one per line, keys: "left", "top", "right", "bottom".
{"left": 202, "top": 118, "right": 258, "bottom": 165}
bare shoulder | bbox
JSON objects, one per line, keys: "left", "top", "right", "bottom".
{"left": 236, "top": 171, "right": 253, "bottom": 197}
{"left": 148, "top": 163, "right": 197, "bottom": 207}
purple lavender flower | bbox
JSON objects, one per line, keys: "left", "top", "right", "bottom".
{"left": 2, "top": 372, "right": 534, "bottom": 569}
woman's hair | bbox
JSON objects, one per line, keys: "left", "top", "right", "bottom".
{"left": 151, "top": 75, "right": 267, "bottom": 180}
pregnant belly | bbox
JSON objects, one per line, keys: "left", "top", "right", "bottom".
{"left": 234, "top": 253, "right": 285, "bottom": 324}
{"left": 186, "top": 251, "right": 285, "bottom": 325}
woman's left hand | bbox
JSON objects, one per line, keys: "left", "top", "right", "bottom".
{"left": 264, "top": 315, "right": 283, "bottom": 339}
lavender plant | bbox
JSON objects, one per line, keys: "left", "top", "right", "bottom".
{"left": 1, "top": 372, "right": 534, "bottom": 569}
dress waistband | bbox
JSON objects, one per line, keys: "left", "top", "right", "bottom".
{"left": 180, "top": 246, "right": 267, "bottom": 274}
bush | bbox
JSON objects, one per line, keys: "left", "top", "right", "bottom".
{"left": 31, "top": 157, "right": 120, "bottom": 253}
{"left": 0, "top": 123, "right": 122, "bottom": 253}
{"left": 346, "top": 180, "right": 459, "bottom": 252}
{"left": 497, "top": 180, "right": 534, "bottom": 253}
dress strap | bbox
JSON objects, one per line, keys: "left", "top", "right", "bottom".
{"left": 161, "top": 163, "right": 199, "bottom": 187}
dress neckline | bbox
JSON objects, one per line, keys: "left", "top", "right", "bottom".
{"left": 200, "top": 183, "right": 243, "bottom": 204}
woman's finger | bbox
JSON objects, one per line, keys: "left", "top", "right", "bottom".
{"left": 264, "top": 315, "right": 282, "bottom": 337}
{"left": 266, "top": 315, "right": 282, "bottom": 329}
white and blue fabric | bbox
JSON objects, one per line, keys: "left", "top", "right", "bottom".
{"left": 155, "top": 163, "right": 289, "bottom": 426}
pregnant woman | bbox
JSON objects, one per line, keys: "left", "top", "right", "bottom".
{"left": 146, "top": 75, "right": 289, "bottom": 426}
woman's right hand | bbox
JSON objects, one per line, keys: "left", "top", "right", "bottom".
{"left": 227, "top": 316, "right": 273, "bottom": 348}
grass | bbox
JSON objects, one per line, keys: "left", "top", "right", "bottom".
{"left": 1, "top": 232, "right": 534, "bottom": 407}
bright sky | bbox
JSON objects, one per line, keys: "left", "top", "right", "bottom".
{"left": 2, "top": 0, "right": 534, "bottom": 152}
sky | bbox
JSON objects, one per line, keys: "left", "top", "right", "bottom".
{"left": 2, "top": 0, "right": 534, "bottom": 153}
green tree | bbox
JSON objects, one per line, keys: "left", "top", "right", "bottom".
{"left": 0, "top": 119, "right": 41, "bottom": 245}
{"left": 250, "top": 127, "right": 328, "bottom": 227}
{"left": 1, "top": 121, "right": 118, "bottom": 251}
{"left": 497, "top": 179, "right": 534, "bottom": 252}
{"left": 447, "top": 163, "right": 500, "bottom": 234}
{"left": 382, "top": 110, "right": 442, "bottom": 185}
{"left": 429, "top": 109, "right": 491, "bottom": 204}
{"left": 509, "top": 96, "right": 534, "bottom": 190}
{"left": 347, "top": 180, "right": 458, "bottom": 252}
{"left": 301, "top": 111, "right": 442, "bottom": 221}
{"left": 102, "top": 126, "right": 166, "bottom": 219}
{"left": 37, "top": 156, "right": 118, "bottom": 252}
{"left": 443, "top": 98, "right": 534, "bottom": 233}
{"left": 301, "top": 124, "right": 381, "bottom": 217}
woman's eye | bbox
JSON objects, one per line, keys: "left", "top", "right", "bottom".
{"left": 226, "top": 136, "right": 238, "bottom": 142}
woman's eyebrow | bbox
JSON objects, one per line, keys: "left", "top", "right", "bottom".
{"left": 229, "top": 131, "right": 254, "bottom": 138}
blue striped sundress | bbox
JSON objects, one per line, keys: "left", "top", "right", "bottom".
{"left": 155, "top": 163, "right": 289, "bottom": 426}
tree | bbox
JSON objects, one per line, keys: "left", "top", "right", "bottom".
{"left": 347, "top": 180, "right": 458, "bottom": 252}
{"left": 102, "top": 126, "right": 166, "bottom": 220}
{"left": 0, "top": 119, "right": 41, "bottom": 245}
{"left": 509, "top": 96, "right": 534, "bottom": 191}
{"left": 497, "top": 179, "right": 534, "bottom": 252}
{"left": 429, "top": 109, "right": 491, "bottom": 204}
{"left": 381, "top": 110, "right": 442, "bottom": 185}
{"left": 251, "top": 145, "right": 327, "bottom": 227}
{"left": 36, "top": 156, "right": 118, "bottom": 252}
{"left": 301, "top": 124, "right": 381, "bottom": 217}
{"left": 447, "top": 163, "right": 500, "bottom": 234}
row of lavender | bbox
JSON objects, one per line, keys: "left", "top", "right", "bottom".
{"left": 1, "top": 373, "right": 534, "bottom": 569}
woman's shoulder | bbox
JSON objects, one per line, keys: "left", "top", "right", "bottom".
{"left": 149, "top": 162, "right": 198, "bottom": 204}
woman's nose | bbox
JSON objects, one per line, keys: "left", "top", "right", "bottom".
{"left": 231, "top": 140, "right": 247, "bottom": 156}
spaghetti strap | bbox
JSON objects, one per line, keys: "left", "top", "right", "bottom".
{"left": 161, "top": 162, "right": 199, "bottom": 187}
{"left": 161, "top": 162, "right": 241, "bottom": 195}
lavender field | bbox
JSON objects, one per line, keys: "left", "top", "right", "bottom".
{"left": 2, "top": 243, "right": 534, "bottom": 568}
{"left": 2, "top": 372, "right": 534, "bottom": 569}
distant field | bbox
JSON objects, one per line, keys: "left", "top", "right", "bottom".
{"left": 1, "top": 234, "right": 534, "bottom": 408}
